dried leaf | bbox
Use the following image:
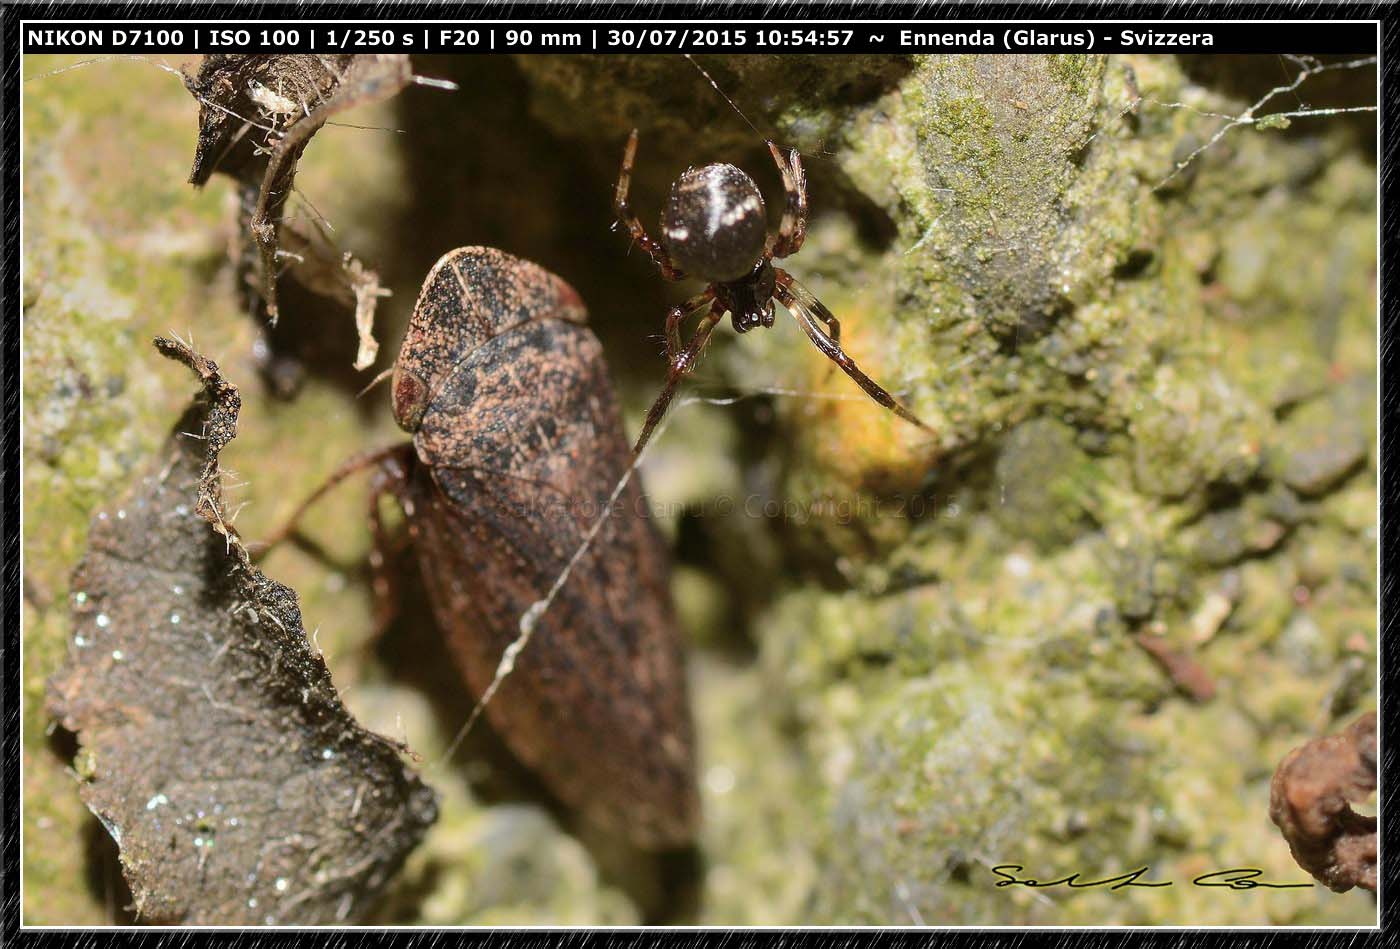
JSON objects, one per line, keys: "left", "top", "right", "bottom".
{"left": 46, "top": 336, "right": 438, "bottom": 924}
{"left": 184, "top": 54, "right": 415, "bottom": 351}
{"left": 276, "top": 230, "right": 392, "bottom": 371}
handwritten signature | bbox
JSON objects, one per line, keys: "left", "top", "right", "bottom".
{"left": 992, "top": 865, "right": 1313, "bottom": 891}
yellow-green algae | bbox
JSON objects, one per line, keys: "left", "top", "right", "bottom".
{"left": 736, "top": 54, "right": 1374, "bottom": 924}
{"left": 23, "top": 52, "right": 1375, "bottom": 925}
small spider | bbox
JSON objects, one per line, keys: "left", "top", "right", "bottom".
{"left": 613, "top": 129, "right": 930, "bottom": 456}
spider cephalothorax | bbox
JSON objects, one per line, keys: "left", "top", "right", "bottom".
{"left": 613, "top": 129, "right": 930, "bottom": 456}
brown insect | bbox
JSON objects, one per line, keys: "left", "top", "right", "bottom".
{"left": 274, "top": 247, "right": 699, "bottom": 849}
{"left": 613, "top": 130, "right": 932, "bottom": 456}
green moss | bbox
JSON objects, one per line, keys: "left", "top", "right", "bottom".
{"left": 993, "top": 417, "right": 1107, "bottom": 550}
{"left": 729, "top": 52, "right": 1373, "bottom": 925}
{"left": 929, "top": 94, "right": 1003, "bottom": 165}
{"left": 1047, "top": 53, "right": 1095, "bottom": 96}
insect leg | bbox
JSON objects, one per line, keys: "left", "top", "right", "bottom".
{"left": 613, "top": 129, "right": 686, "bottom": 281}
{"left": 253, "top": 443, "right": 412, "bottom": 554}
{"left": 773, "top": 268, "right": 931, "bottom": 433}
{"left": 633, "top": 303, "right": 725, "bottom": 457}
{"left": 766, "top": 142, "right": 808, "bottom": 260}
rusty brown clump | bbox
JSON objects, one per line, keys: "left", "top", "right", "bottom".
{"left": 1269, "top": 711, "right": 1377, "bottom": 893}
{"left": 381, "top": 246, "right": 700, "bottom": 849}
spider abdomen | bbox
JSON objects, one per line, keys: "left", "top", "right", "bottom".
{"left": 660, "top": 163, "right": 767, "bottom": 283}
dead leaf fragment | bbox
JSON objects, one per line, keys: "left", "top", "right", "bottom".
{"left": 184, "top": 54, "right": 417, "bottom": 358}
{"left": 46, "top": 337, "right": 438, "bottom": 924}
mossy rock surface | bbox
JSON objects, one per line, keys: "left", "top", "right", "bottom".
{"left": 23, "top": 52, "right": 1375, "bottom": 925}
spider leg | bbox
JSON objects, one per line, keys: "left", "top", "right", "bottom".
{"left": 766, "top": 142, "right": 808, "bottom": 260}
{"left": 665, "top": 289, "right": 718, "bottom": 362}
{"left": 811, "top": 303, "right": 840, "bottom": 345}
{"left": 774, "top": 269, "right": 930, "bottom": 433}
{"left": 633, "top": 302, "right": 725, "bottom": 457}
{"left": 614, "top": 129, "right": 686, "bottom": 281}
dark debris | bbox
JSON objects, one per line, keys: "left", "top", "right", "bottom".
{"left": 1132, "top": 632, "right": 1216, "bottom": 703}
{"left": 184, "top": 54, "right": 414, "bottom": 348}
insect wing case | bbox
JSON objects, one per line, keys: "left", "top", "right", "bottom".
{"left": 397, "top": 247, "right": 699, "bottom": 848}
